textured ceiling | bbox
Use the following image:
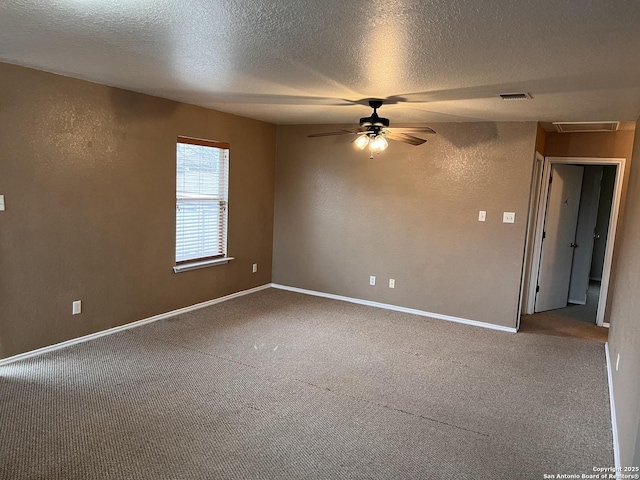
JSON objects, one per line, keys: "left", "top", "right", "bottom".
{"left": 1, "top": 0, "right": 640, "bottom": 125}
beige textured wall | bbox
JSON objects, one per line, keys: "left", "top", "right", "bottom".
{"left": 607, "top": 121, "right": 640, "bottom": 466}
{"left": 273, "top": 122, "right": 538, "bottom": 328}
{"left": 545, "top": 130, "right": 635, "bottom": 159}
{"left": 0, "top": 62, "right": 276, "bottom": 359}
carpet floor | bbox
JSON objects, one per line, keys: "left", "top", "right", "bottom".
{"left": 0, "top": 288, "right": 613, "bottom": 479}
{"left": 521, "top": 281, "right": 609, "bottom": 344}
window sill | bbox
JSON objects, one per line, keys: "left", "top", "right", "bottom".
{"left": 173, "top": 257, "right": 234, "bottom": 273}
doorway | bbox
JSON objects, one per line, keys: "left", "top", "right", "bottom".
{"left": 520, "top": 156, "right": 626, "bottom": 327}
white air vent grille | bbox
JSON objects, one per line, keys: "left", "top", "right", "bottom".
{"left": 553, "top": 122, "right": 619, "bottom": 133}
{"left": 499, "top": 93, "right": 532, "bottom": 100}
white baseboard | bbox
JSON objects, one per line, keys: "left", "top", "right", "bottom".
{"left": 605, "top": 342, "right": 621, "bottom": 471}
{"left": 0, "top": 282, "right": 517, "bottom": 367}
{"left": 270, "top": 283, "right": 517, "bottom": 333}
{"left": 0, "top": 284, "right": 272, "bottom": 367}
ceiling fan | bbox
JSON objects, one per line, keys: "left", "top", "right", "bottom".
{"left": 308, "top": 99, "right": 436, "bottom": 156}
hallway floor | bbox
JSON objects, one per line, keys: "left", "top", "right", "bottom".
{"left": 520, "top": 282, "right": 608, "bottom": 343}
{"left": 560, "top": 281, "right": 601, "bottom": 324}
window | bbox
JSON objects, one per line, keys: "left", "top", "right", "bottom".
{"left": 175, "top": 136, "right": 229, "bottom": 267}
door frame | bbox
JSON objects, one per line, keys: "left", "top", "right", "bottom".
{"left": 516, "top": 151, "right": 545, "bottom": 329}
{"left": 521, "top": 156, "right": 626, "bottom": 326}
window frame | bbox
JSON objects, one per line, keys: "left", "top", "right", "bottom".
{"left": 174, "top": 136, "right": 231, "bottom": 270}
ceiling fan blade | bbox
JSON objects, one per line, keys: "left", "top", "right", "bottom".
{"left": 207, "top": 93, "right": 355, "bottom": 106}
{"left": 385, "top": 132, "right": 427, "bottom": 146}
{"left": 307, "top": 129, "right": 360, "bottom": 138}
{"left": 386, "top": 126, "right": 436, "bottom": 134}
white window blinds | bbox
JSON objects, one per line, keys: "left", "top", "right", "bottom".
{"left": 175, "top": 137, "right": 229, "bottom": 263}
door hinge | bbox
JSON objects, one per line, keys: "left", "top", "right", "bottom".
{"left": 542, "top": 231, "right": 546, "bottom": 240}
{"left": 536, "top": 285, "right": 540, "bottom": 293}
{"left": 549, "top": 175, "right": 553, "bottom": 184}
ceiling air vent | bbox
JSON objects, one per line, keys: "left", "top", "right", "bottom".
{"left": 553, "top": 122, "right": 620, "bottom": 133}
{"left": 499, "top": 93, "right": 532, "bottom": 100}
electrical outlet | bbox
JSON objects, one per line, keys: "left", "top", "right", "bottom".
{"left": 0, "top": 195, "right": 5, "bottom": 211}
{"left": 389, "top": 279, "right": 395, "bottom": 288}
{"left": 369, "top": 276, "right": 376, "bottom": 286}
{"left": 503, "top": 212, "right": 516, "bottom": 223}
{"left": 616, "top": 353, "right": 620, "bottom": 371}
{"left": 252, "top": 263, "right": 258, "bottom": 273}
{"left": 72, "top": 300, "right": 82, "bottom": 315}
{"left": 478, "top": 210, "right": 486, "bottom": 222}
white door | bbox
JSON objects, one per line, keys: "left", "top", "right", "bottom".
{"left": 535, "top": 164, "right": 584, "bottom": 312}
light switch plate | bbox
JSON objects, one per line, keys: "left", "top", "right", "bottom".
{"left": 0, "top": 195, "right": 5, "bottom": 211}
{"left": 503, "top": 212, "right": 516, "bottom": 223}
{"left": 72, "top": 300, "right": 82, "bottom": 315}
{"left": 478, "top": 210, "right": 486, "bottom": 222}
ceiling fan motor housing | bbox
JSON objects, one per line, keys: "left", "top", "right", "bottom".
{"left": 359, "top": 113, "right": 390, "bottom": 128}
{"left": 360, "top": 99, "right": 390, "bottom": 131}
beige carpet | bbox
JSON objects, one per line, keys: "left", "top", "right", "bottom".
{"left": 521, "top": 281, "right": 608, "bottom": 344}
{"left": 519, "top": 312, "right": 609, "bottom": 343}
{"left": 0, "top": 288, "right": 613, "bottom": 479}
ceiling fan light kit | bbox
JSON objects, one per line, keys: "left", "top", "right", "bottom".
{"left": 369, "top": 135, "right": 388, "bottom": 152}
{"left": 354, "top": 134, "right": 370, "bottom": 150}
{"left": 308, "top": 99, "right": 436, "bottom": 157}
